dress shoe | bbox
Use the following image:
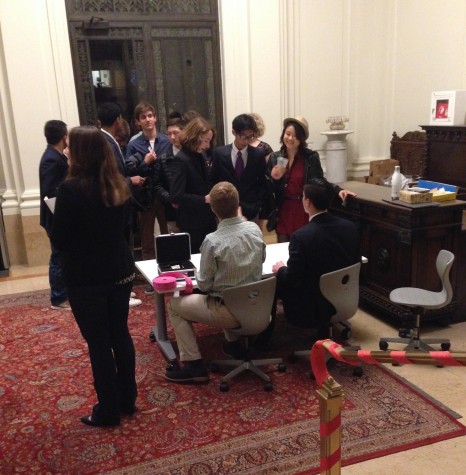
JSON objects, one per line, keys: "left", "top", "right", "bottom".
{"left": 51, "top": 301, "right": 72, "bottom": 311}
{"left": 165, "top": 359, "right": 209, "bottom": 383}
{"left": 80, "top": 415, "right": 120, "bottom": 427}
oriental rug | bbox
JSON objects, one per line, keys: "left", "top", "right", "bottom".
{"left": 1, "top": 289, "right": 465, "bottom": 475}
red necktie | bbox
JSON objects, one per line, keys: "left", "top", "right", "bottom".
{"left": 235, "top": 151, "right": 244, "bottom": 178}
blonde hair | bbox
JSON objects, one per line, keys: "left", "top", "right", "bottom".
{"left": 249, "top": 113, "right": 266, "bottom": 138}
{"left": 210, "top": 181, "right": 239, "bottom": 219}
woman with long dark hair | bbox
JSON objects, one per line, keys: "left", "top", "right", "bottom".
{"left": 51, "top": 126, "right": 137, "bottom": 427}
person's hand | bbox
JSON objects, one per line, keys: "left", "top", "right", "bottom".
{"left": 144, "top": 150, "right": 156, "bottom": 165}
{"left": 339, "top": 189, "right": 356, "bottom": 201}
{"left": 205, "top": 194, "right": 211, "bottom": 204}
{"left": 130, "top": 176, "right": 145, "bottom": 187}
{"left": 171, "top": 203, "right": 179, "bottom": 209}
{"left": 271, "top": 165, "right": 286, "bottom": 180}
{"left": 272, "top": 261, "right": 285, "bottom": 273}
{"left": 237, "top": 206, "right": 246, "bottom": 221}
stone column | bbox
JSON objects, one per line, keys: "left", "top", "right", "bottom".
{"left": 320, "top": 130, "right": 354, "bottom": 183}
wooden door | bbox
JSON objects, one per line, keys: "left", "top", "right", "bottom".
{"left": 65, "top": 0, "right": 224, "bottom": 142}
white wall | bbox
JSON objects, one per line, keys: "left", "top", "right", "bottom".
{"left": 0, "top": 0, "right": 79, "bottom": 216}
{"left": 0, "top": 0, "right": 465, "bottom": 234}
{"left": 219, "top": 0, "right": 466, "bottom": 174}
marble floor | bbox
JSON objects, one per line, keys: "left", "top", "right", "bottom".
{"left": 1, "top": 265, "right": 466, "bottom": 474}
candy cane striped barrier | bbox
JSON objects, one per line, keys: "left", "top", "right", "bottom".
{"left": 310, "top": 339, "right": 466, "bottom": 475}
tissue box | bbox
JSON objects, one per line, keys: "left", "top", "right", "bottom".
{"left": 431, "top": 191, "right": 457, "bottom": 202}
{"left": 417, "top": 180, "right": 458, "bottom": 202}
{"left": 399, "top": 190, "right": 433, "bottom": 204}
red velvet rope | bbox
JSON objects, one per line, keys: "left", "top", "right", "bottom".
{"left": 310, "top": 340, "right": 331, "bottom": 386}
{"left": 357, "top": 350, "right": 379, "bottom": 365}
{"left": 311, "top": 343, "right": 466, "bottom": 378}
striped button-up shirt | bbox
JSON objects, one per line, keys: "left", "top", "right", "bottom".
{"left": 197, "top": 216, "right": 265, "bottom": 298}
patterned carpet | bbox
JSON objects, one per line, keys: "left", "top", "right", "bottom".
{"left": 1, "top": 289, "right": 465, "bottom": 474}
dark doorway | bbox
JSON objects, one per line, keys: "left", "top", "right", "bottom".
{"left": 65, "top": 0, "right": 224, "bottom": 143}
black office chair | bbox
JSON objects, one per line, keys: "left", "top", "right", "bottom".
{"left": 379, "top": 250, "right": 454, "bottom": 352}
{"left": 210, "top": 277, "right": 286, "bottom": 392}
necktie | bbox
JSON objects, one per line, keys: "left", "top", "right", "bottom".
{"left": 235, "top": 151, "right": 244, "bottom": 178}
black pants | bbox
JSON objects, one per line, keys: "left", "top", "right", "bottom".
{"left": 68, "top": 281, "right": 137, "bottom": 423}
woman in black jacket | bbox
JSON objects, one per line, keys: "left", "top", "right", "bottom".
{"left": 170, "top": 117, "right": 217, "bottom": 253}
{"left": 267, "top": 116, "right": 355, "bottom": 242}
{"left": 51, "top": 126, "right": 137, "bottom": 427}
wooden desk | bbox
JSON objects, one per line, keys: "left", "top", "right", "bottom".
{"left": 330, "top": 181, "right": 466, "bottom": 324}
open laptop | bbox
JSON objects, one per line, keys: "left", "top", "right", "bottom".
{"left": 155, "top": 232, "right": 196, "bottom": 278}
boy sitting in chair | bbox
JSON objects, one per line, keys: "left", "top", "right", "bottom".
{"left": 165, "top": 181, "right": 265, "bottom": 383}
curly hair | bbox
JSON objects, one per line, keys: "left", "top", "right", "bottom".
{"left": 178, "top": 117, "right": 215, "bottom": 152}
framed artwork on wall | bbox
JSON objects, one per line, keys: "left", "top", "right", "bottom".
{"left": 430, "top": 90, "right": 466, "bottom": 125}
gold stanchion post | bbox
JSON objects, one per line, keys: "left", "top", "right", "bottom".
{"left": 316, "top": 376, "right": 344, "bottom": 475}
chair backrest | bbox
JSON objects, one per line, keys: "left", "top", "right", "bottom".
{"left": 222, "top": 277, "right": 277, "bottom": 336}
{"left": 434, "top": 249, "right": 455, "bottom": 308}
{"left": 319, "top": 262, "right": 361, "bottom": 325}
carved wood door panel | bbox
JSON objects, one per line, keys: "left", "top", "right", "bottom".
{"left": 65, "top": 0, "right": 224, "bottom": 142}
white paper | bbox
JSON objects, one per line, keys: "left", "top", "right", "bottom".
{"left": 44, "top": 196, "right": 56, "bottom": 214}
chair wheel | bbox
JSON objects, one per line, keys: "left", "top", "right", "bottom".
{"left": 149, "top": 331, "right": 156, "bottom": 342}
{"left": 278, "top": 363, "right": 286, "bottom": 373}
{"left": 264, "top": 382, "right": 273, "bottom": 391}
{"left": 210, "top": 363, "right": 220, "bottom": 373}
{"left": 399, "top": 328, "right": 412, "bottom": 338}
{"left": 441, "top": 342, "right": 451, "bottom": 351}
{"left": 220, "top": 382, "right": 230, "bottom": 392}
{"left": 352, "top": 366, "right": 363, "bottom": 377}
{"left": 288, "top": 353, "right": 298, "bottom": 364}
{"left": 379, "top": 341, "right": 389, "bottom": 351}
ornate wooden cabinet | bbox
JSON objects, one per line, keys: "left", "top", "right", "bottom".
{"left": 390, "top": 130, "right": 426, "bottom": 178}
{"left": 330, "top": 181, "right": 466, "bottom": 324}
{"left": 421, "top": 125, "right": 466, "bottom": 200}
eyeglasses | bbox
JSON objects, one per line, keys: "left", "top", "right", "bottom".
{"left": 238, "top": 133, "right": 255, "bottom": 141}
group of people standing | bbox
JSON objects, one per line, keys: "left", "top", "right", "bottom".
{"left": 38, "top": 102, "right": 358, "bottom": 425}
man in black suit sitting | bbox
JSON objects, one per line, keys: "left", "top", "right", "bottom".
{"left": 272, "top": 178, "right": 360, "bottom": 330}
{"left": 211, "top": 114, "right": 268, "bottom": 225}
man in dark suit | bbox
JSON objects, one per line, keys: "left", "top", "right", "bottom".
{"left": 272, "top": 178, "right": 360, "bottom": 329}
{"left": 98, "top": 102, "right": 145, "bottom": 188}
{"left": 39, "top": 120, "right": 69, "bottom": 310}
{"left": 211, "top": 114, "right": 267, "bottom": 224}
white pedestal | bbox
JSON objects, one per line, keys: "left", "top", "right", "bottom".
{"left": 320, "top": 130, "right": 354, "bottom": 183}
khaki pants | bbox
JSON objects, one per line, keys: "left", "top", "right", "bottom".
{"left": 139, "top": 199, "right": 167, "bottom": 260}
{"left": 169, "top": 294, "right": 240, "bottom": 362}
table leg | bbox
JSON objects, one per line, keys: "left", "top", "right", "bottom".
{"left": 152, "top": 292, "right": 177, "bottom": 362}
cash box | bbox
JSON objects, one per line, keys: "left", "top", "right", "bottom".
{"left": 155, "top": 232, "right": 196, "bottom": 278}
